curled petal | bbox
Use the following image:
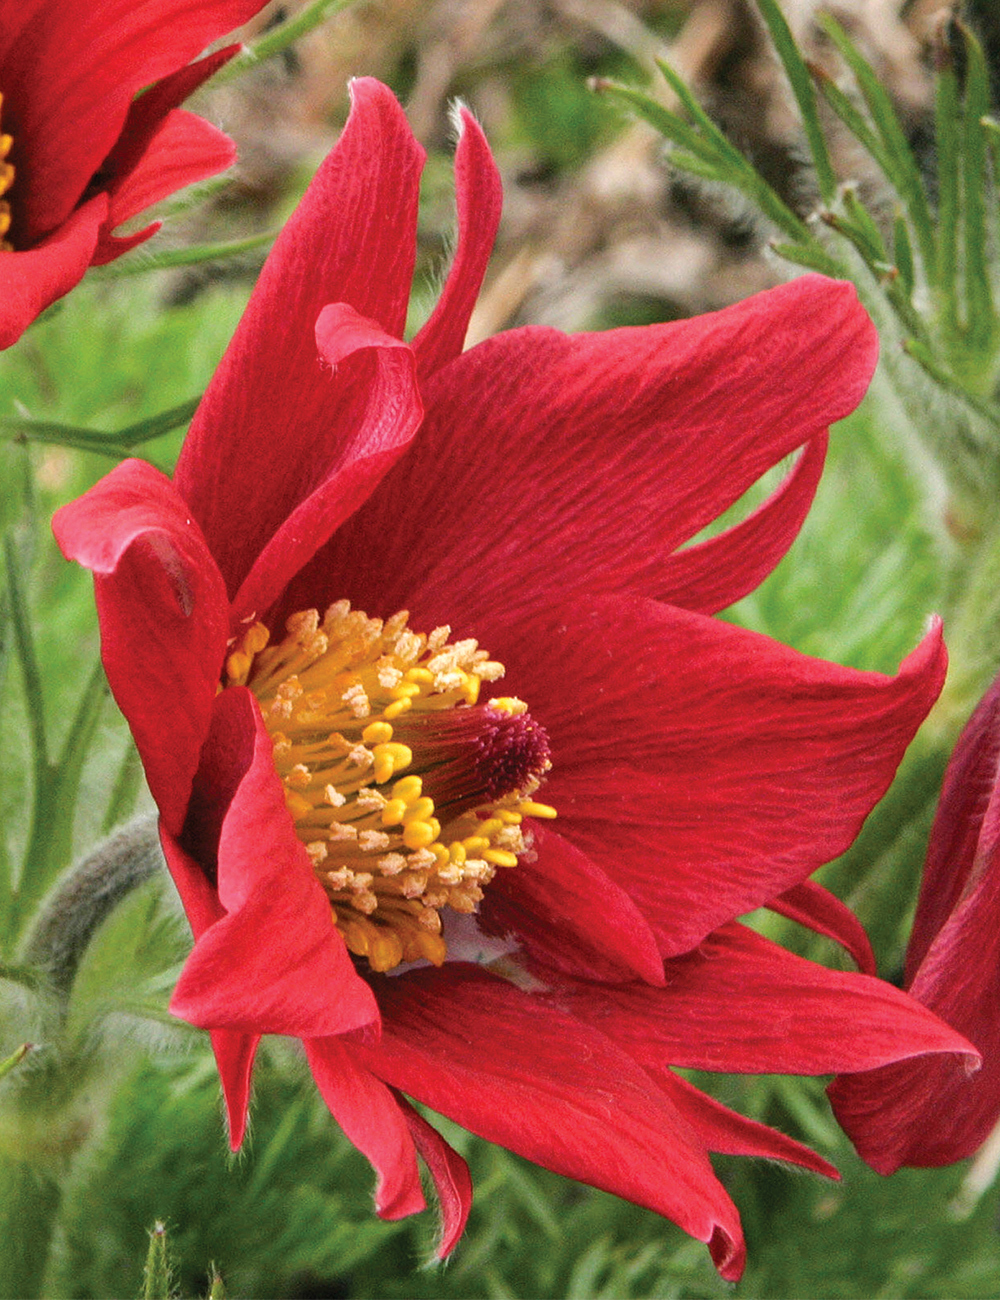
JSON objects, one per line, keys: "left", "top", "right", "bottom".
{"left": 305, "top": 1037, "right": 425, "bottom": 1220}
{"left": 233, "top": 306, "right": 422, "bottom": 624}
{"left": 768, "top": 879, "right": 877, "bottom": 975}
{"left": 661, "top": 1071, "right": 839, "bottom": 1179}
{"left": 210, "top": 1029, "right": 260, "bottom": 1152}
{"left": 657, "top": 434, "right": 827, "bottom": 615}
{"left": 395, "top": 1094, "right": 472, "bottom": 1256}
{"left": 52, "top": 458, "right": 229, "bottom": 834}
{"left": 169, "top": 689, "right": 379, "bottom": 1039}
{"left": 412, "top": 107, "right": 502, "bottom": 381}
{"left": 175, "top": 78, "right": 425, "bottom": 601}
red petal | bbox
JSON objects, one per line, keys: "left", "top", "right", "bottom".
{"left": 661, "top": 1071, "right": 839, "bottom": 1178}
{"left": 657, "top": 434, "right": 827, "bottom": 615}
{"left": 829, "top": 677, "right": 1000, "bottom": 1171}
{"left": 395, "top": 1095, "right": 472, "bottom": 1257}
{"left": 210, "top": 1028, "right": 260, "bottom": 1151}
{"left": 480, "top": 824, "right": 665, "bottom": 985}
{"left": 550, "top": 922, "right": 978, "bottom": 1076}
{"left": 52, "top": 458, "right": 229, "bottom": 834}
{"left": 302, "top": 277, "right": 876, "bottom": 625}
{"left": 768, "top": 879, "right": 877, "bottom": 975}
{"left": 0, "top": 194, "right": 105, "bottom": 348}
{"left": 906, "top": 671, "right": 1000, "bottom": 979}
{"left": 493, "top": 597, "right": 945, "bottom": 956}
{"left": 232, "top": 305, "right": 422, "bottom": 624}
{"left": 412, "top": 108, "right": 502, "bottom": 381}
{"left": 160, "top": 829, "right": 225, "bottom": 941}
{"left": 174, "top": 79, "right": 425, "bottom": 603}
{"left": 305, "top": 1037, "right": 426, "bottom": 1219}
{"left": 169, "top": 689, "right": 379, "bottom": 1038}
{"left": 356, "top": 964, "right": 746, "bottom": 1281}
{"left": 3, "top": 0, "right": 265, "bottom": 243}
{"left": 94, "top": 108, "right": 235, "bottom": 264}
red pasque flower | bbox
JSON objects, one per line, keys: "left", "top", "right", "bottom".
{"left": 829, "top": 671, "right": 1000, "bottom": 1171}
{"left": 0, "top": 0, "right": 270, "bottom": 348}
{"left": 53, "top": 79, "right": 977, "bottom": 1280}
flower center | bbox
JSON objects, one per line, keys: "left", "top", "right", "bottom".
{"left": 226, "top": 602, "right": 555, "bottom": 973}
{"left": 0, "top": 96, "right": 14, "bottom": 251}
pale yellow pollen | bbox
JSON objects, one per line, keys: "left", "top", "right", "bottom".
{"left": 229, "top": 600, "right": 555, "bottom": 973}
{"left": 489, "top": 697, "right": 527, "bottom": 716}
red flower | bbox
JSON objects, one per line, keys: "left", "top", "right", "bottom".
{"left": 53, "top": 80, "right": 976, "bottom": 1280}
{"left": 829, "top": 672, "right": 1000, "bottom": 1171}
{"left": 0, "top": 0, "right": 270, "bottom": 348}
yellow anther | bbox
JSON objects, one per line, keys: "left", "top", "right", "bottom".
{"left": 226, "top": 650, "right": 251, "bottom": 683}
{"left": 391, "top": 775, "right": 422, "bottom": 802}
{"left": 285, "top": 792, "right": 314, "bottom": 819}
{"left": 415, "top": 932, "right": 448, "bottom": 966}
{"left": 380, "top": 798, "right": 408, "bottom": 826}
{"left": 403, "top": 820, "right": 438, "bottom": 850}
{"left": 402, "top": 797, "right": 435, "bottom": 824}
{"left": 241, "top": 596, "right": 554, "bottom": 975}
{"left": 519, "top": 801, "right": 558, "bottom": 819}
{"left": 483, "top": 849, "right": 519, "bottom": 868}
{"left": 244, "top": 622, "right": 270, "bottom": 654}
{"left": 371, "top": 742, "right": 412, "bottom": 784}
{"left": 341, "top": 920, "right": 370, "bottom": 957}
{"left": 368, "top": 931, "right": 404, "bottom": 973}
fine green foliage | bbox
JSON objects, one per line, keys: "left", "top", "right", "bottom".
{"left": 595, "top": 6, "right": 1000, "bottom": 525}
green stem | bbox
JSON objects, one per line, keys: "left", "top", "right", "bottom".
{"left": 21, "top": 816, "right": 163, "bottom": 1002}
{"left": 0, "top": 1156, "right": 61, "bottom": 1300}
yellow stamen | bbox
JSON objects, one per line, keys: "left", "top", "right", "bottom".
{"left": 232, "top": 601, "right": 555, "bottom": 972}
{"left": 519, "top": 800, "right": 559, "bottom": 819}
{"left": 0, "top": 97, "right": 16, "bottom": 252}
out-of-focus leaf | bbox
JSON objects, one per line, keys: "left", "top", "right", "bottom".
{"left": 0, "top": 398, "right": 200, "bottom": 458}
{"left": 818, "top": 14, "right": 936, "bottom": 286}
{"left": 756, "top": 0, "right": 836, "bottom": 203}
{"left": 106, "top": 232, "right": 276, "bottom": 277}
{"left": 212, "top": 0, "right": 358, "bottom": 84}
